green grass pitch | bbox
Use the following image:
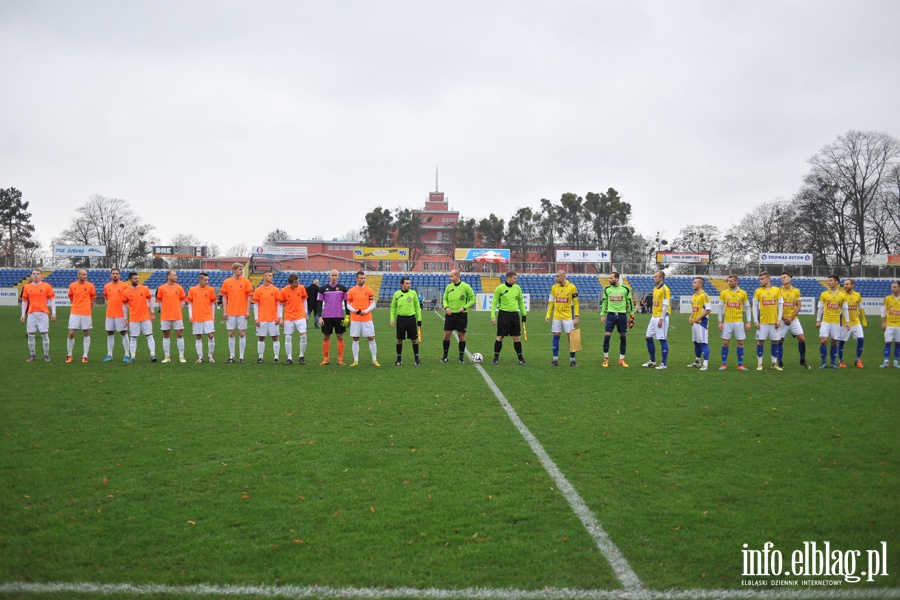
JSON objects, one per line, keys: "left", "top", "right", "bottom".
{"left": 1, "top": 306, "right": 898, "bottom": 598}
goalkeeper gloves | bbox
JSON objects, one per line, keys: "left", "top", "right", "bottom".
{"left": 628, "top": 314, "right": 635, "bottom": 329}
{"left": 342, "top": 314, "right": 350, "bottom": 328}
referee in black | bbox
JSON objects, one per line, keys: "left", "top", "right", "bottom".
{"left": 389, "top": 276, "right": 423, "bottom": 366}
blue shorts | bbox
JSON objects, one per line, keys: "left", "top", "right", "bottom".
{"left": 605, "top": 312, "right": 628, "bottom": 335}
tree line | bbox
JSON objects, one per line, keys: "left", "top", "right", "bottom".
{"left": 3, "top": 129, "right": 897, "bottom": 274}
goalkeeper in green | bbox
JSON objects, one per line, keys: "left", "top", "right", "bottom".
{"left": 490, "top": 270, "right": 527, "bottom": 365}
{"left": 389, "top": 276, "right": 422, "bottom": 366}
{"left": 600, "top": 271, "right": 635, "bottom": 367}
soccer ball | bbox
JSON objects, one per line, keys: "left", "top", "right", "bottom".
{"left": 471, "top": 352, "right": 484, "bottom": 364}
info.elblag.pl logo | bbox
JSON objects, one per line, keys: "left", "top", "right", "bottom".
{"left": 742, "top": 542, "right": 889, "bottom": 586}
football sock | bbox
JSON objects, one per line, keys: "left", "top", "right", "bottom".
{"left": 412, "top": 343, "right": 419, "bottom": 360}
{"left": 514, "top": 341, "right": 523, "bottom": 360}
{"left": 396, "top": 343, "right": 403, "bottom": 360}
{"left": 368, "top": 340, "right": 377, "bottom": 362}
{"left": 646, "top": 338, "right": 656, "bottom": 362}
{"left": 239, "top": 337, "right": 246, "bottom": 359}
{"left": 83, "top": 336, "right": 91, "bottom": 358}
{"left": 820, "top": 343, "right": 827, "bottom": 363}
{"left": 229, "top": 337, "right": 236, "bottom": 358}
{"left": 285, "top": 334, "right": 292, "bottom": 358}
{"left": 894, "top": 344, "right": 900, "bottom": 361}
{"left": 603, "top": 335, "right": 611, "bottom": 354}
{"left": 620, "top": 336, "right": 627, "bottom": 355}
{"left": 208, "top": 338, "right": 215, "bottom": 357}
{"left": 273, "top": 341, "right": 280, "bottom": 359}
{"left": 122, "top": 334, "right": 130, "bottom": 356}
{"left": 299, "top": 335, "right": 307, "bottom": 357}
{"left": 570, "top": 351, "right": 576, "bottom": 360}
{"left": 838, "top": 340, "right": 845, "bottom": 361}
{"left": 322, "top": 338, "right": 330, "bottom": 361}
{"left": 830, "top": 344, "right": 838, "bottom": 364}
{"left": 798, "top": 341, "right": 806, "bottom": 362}
{"left": 42, "top": 334, "right": 50, "bottom": 355}
{"left": 67, "top": 337, "right": 75, "bottom": 357}
{"left": 442, "top": 339, "right": 450, "bottom": 358}
{"left": 27, "top": 335, "right": 35, "bottom": 355}
{"left": 146, "top": 337, "right": 156, "bottom": 356}
{"left": 737, "top": 346, "right": 744, "bottom": 365}
{"left": 757, "top": 344, "right": 764, "bottom": 362}
{"left": 107, "top": 335, "right": 115, "bottom": 356}
{"left": 458, "top": 340, "right": 465, "bottom": 359}
{"left": 352, "top": 340, "right": 360, "bottom": 362}
{"left": 163, "top": 338, "right": 170, "bottom": 357}
{"left": 337, "top": 338, "right": 345, "bottom": 360}
{"left": 552, "top": 335, "right": 560, "bottom": 358}
{"left": 660, "top": 340, "right": 669, "bottom": 365}
{"left": 722, "top": 346, "right": 729, "bottom": 364}
{"left": 693, "top": 342, "right": 701, "bottom": 360}
{"left": 494, "top": 340, "right": 502, "bottom": 359}
{"left": 856, "top": 339, "right": 864, "bottom": 360}
{"left": 702, "top": 343, "right": 709, "bottom": 361}
{"left": 257, "top": 341, "right": 265, "bottom": 358}
{"left": 196, "top": 340, "right": 203, "bottom": 357}
{"left": 177, "top": 338, "right": 184, "bottom": 358}
{"left": 130, "top": 337, "right": 138, "bottom": 358}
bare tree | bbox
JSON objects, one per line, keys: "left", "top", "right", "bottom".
{"left": 337, "top": 228, "right": 362, "bottom": 242}
{"left": 57, "top": 195, "right": 157, "bottom": 268}
{"left": 225, "top": 243, "right": 250, "bottom": 257}
{"left": 263, "top": 229, "right": 292, "bottom": 245}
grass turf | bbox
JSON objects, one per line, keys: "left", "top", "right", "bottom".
{"left": 1, "top": 306, "right": 897, "bottom": 598}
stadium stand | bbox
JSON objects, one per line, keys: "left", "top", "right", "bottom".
{"left": 0, "top": 268, "right": 32, "bottom": 287}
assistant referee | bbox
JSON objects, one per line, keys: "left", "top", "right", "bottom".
{"left": 390, "top": 276, "right": 423, "bottom": 366}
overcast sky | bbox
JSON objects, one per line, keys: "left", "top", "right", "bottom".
{"left": 3, "top": 0, "right": 899, "bottom": 254}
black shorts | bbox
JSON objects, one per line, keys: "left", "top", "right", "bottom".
{"left": 444, "top": 312, "right": 468, "bottom": 333}
{"left": 496, "top": 311, "right": 521, "bottom": 337}
{"left": 322, "top": 317, "right": 346, "bottom": 336}
{"left": 605, "top": 312, "right": 629, "bottom": 335}
{"left": 396, "top": 315, "right": 418, "bottom": 340}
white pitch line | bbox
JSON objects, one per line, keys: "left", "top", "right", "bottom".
{"left": 2, "top": 582, "right": 898, "bottom": 599}
{"left": 433, "top": 311, "right": 644, "bottom": 593}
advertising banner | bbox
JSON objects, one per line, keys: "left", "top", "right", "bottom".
{"left": 153, "top": 246, "right": 208, "bottom": 258}
{"left": 454, "top": 248, "right": 510, "bottom": 261}
{"left": 759, "top": 253, "right": 813, "bottom": 265}
{"left": 352, "top": 247, "right": 408, "bottom": 260}
{"left": 556, "top": 250, "right": 610, "bottom": 263}
{"left": 657, "top": 252, "right": 710, "bottom": 264}
{"left": 253, "top": 246, "right": 308, "bottom": 258}
{"left": 53, "top": 245, "right": 106, "bottom": 258}
{"left": 475, "top": 293, "right": 531, "bottom": 312}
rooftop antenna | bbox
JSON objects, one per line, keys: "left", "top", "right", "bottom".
{"left": 435, "top": 166, "right": 439, "bottom": 192}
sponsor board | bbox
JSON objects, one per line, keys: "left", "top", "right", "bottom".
{"left": 454, "top": 248, "right": 510, "bottom": 261}
{"left": 657, "top": 252, "right": 710, "bottom": 264}
{"left": 53, "top": 245, "right": 106, "bottom": 257}
{"left": 556, "top": 249, "right": 610, "bottom": 263}
{"left": 153, "top": 246, "right": 207, "bottom": 258}
{"left": 253, "top": 245, "right": 308, "bottom": 258}
{"left": 352, "top": 247, "right": 408, "bottom": 260}
{"left": 760, "top": 253, "right": 813, "bottom": 265}
{"left": 0, "top": 290, "right": 19, "bottom": 306}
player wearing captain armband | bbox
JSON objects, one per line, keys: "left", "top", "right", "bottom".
{"left": 643, "top": 270, "right": 670, "bottom": 369}
{"left": 753, "top": 271, "right": 783, "bottom": 371}
{"left": 838, "top": 278, "right": 866, "bottom": 368}
{"left": 815, "top": 275, "right": 850, "bottom": 369}
{"left": 687, "top": 277, "right": 711, "bottom": 371}
{"left": 547, "top": 269, "right": 580, "bottom": 367}
{"left": 717, "top": 274, "right": 751, "bottom": 371}
{"left": 880, "top": 280, "right": 900, "bottom": 368}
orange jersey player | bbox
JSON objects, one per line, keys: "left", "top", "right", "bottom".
{"left": 252, "top": 271, "right": 284, "bottom": 364}
{"left": 21, "top": 268, "right": 56, "bottom": 362}
{"left": 281, "top": 273, "right": 309, "bottom": 365}
{"left": 103, "top": 268, "right": 131, "bottom": 362}
{"left": 66, "top": 268, "right": 97, "bottom": 363}
{"left": 122, "top": 271, "right": 157, "bottom": 362}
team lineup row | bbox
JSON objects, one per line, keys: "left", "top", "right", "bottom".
{"left": 17, "top": 264, "right": 900, "bottom": 370}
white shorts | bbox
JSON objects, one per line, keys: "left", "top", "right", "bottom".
{"left": 691, "top": 322, "right": 709, "bottom": 344}
{"left": 105, "top": 317, "right": 127, "bottom": 332}
{"left": 884, "top": 327, "right": 900, "bottom": 343}
{"left": 192, "top": 321, "right": 215, "bottom": 335}
{"left": 818, "top": 322, "right": 843, "bottom": 341}
{"left": 284, "top": 319, "right": 308, "bottom": 335}
{"left": 350, "top": 320, "right": 376, "bottom": 338}
{"left": 551, "top": 319, "right": 575, "bottom": 334}
{"left": 721, "top": 321, "right": 746, "bottom": 341}
{"left": 256, "top": 321, "right": 280, "bottom": 337}
{"left": 68, "top": 314, "right": 93, "bottom": 330}
{"left": 645, "top": 315, "right": 669, "bottom": 340}
{"left": 226, "top": 315, "right": 248, "bottom": 331}
{"left": 26, "top": 313, "right": 50, "bottom": 334}
{"left": 756, "top": 324, "right": 781, "bottom": 341}
{"left": 129, "top": 320, "right": 154, "bottom": 337}
{"left": 841, "top": 324, "right": 864, "bottom": 341}
{"left": 160, "top": 319, "right": 184, "bottom": 331}
{"left": 780, "top": 319, "right": 804, "bottom": 339}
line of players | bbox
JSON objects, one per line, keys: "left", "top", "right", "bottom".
{"left": 18, "top": 264, "right": 900, "bottom": 369}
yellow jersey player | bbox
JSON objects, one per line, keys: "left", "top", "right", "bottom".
{"left": 546, "top": 270, "right": 580, "bottom": 367}
{"left": 839, "top": 278, "right": 866, "bottom": 368}
{"left": 687, "top": 277, "right": 712, "bottom": 370}
{"left": 880, "top": 280, "right": 900, "bottom": 368}
{"left": 642, "top": 270, "right": 670, "bottom": 370}
{"left": 780, "top": 272, "right": 812, "bottom": 369}
{"left": 752, "top": 271, "right": 784, "bottom": 370}
{"left": 718, "top": 274, "right": 751, "bottom": 370}
{"left": 815, "top": 274, "right": 850, "bottom": 369}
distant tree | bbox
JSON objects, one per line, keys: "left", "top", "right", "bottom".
{"left": 454, "top": 217, "right": 477, "bottom": 271}
{"left": 0, "top": 187, "right": 35, "bottom": 267}
{"left": 361, "top": 207, "right": 393, "bottom": 247}
{"left": 207, "top": 243, "right": 221, "bottom": 258}
{"left": 671, "top": 224, "right": 722, "bottom": 274}
{"left": 225, "top": 243, "right": 250, "bottom": 257}
{"left": 535, "top": 199, "right": 559, "bottom": 265}
{"left": 584, "top": 188, "right": 635, "bottom": 264}
{"left": 394, "top": 208, "right": 426, "bottom": 267}
{"left": 477, "top": 213, "right": 505, "bottom": 248}
{"left": 337, "top": 228, "right": 362, "bottom": 242}
{"left": 170, "top": 233, "right": 203, "bottom": 269}
{"left": 506, "top": 207, "right": 538, "bottom": 270}
{"left": 263, "top": 228, "right": 292, "bottom": 245}
{"left": 57, "top": 195, "right": 157, "bottom": 268}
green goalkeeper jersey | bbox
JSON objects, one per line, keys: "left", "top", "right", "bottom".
{"left": 443, "top": 281, "right": 476, "bottom": 313}
{"left": 601, "top": 283, "right": 634, "bottom": 315}
{"left": 491, "top": 283, "right": 527, "bottom": 317}
{"left": 390, "top": 289, "right": 422, "bottom": 321}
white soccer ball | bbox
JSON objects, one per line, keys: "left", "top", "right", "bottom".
{"left": 471, "top": 352, "right": 484, "bottom": 364}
